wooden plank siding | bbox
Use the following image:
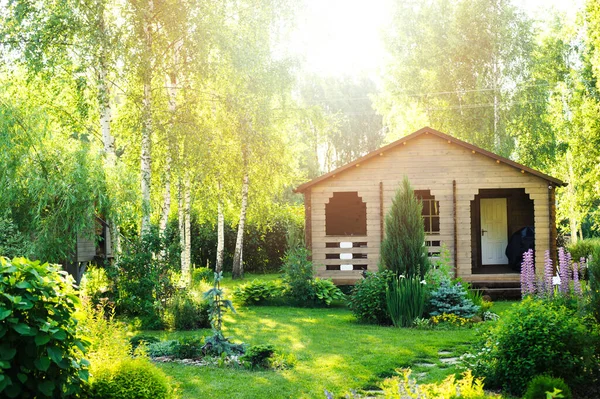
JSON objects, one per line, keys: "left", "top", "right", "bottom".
{"left": 306, "top": 133, "right": 556, "bottom": 284}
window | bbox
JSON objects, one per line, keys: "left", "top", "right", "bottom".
{"left": 325, "top": 192, "right": 367, "bottom": 236}
{"left": 415, "top": 190, "right": 440, "bottom": 234}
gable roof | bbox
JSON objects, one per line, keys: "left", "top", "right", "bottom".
{"left": 294, "top": 126, "right": 566, "bottom": 193}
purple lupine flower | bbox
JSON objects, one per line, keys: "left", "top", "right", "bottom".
{"left": 580, "top": 257, "right": 588, "bottom": 275}
{"left": 520, "top": 249, "right": 535, "bottom": 297}
{"left": 544, "top": 250, "right": 554, "bottom": 297}
{"left": 573, "top": 262, "right": 582, "bottom": 297}
{"left": 558, "top": 247, "right": 569, "bottom": 295}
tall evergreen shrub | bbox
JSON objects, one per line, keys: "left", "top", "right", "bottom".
{"left": 380, "top": 177, "right": 429, "bottom": 278}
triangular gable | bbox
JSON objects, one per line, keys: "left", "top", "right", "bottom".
{"left": 294, "top": 126, "right": 566, "bottom": 192}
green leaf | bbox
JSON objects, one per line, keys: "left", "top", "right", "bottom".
{"left": 0, "top": 374, "right": 9, "bottom": 393}
{"left": 52, "top": 330, "right": 66, "bottom": 341}
{"left": 34, "top": 356, "right": 51, "bottom": 372}
{"left": 0, "top": 347, "right": 16, "bottom": 361}
{"left": 12, "top": 323, "right": 34, "bottom": 336}
{"left": 15, "top": 281, "right": 31, "bottom": 289}
{"left": 38, "top": 380, "right": 54, "bottom": 396}
{"left": 16, "top": 374, "right": 26, "bottom": 384}
{"left": 0, "top": 309, "right": 11, "bottom": 320}
{"left": 35, "top": 333, "right": 51, "bottom": 346}
{"left": 47, "top": 347, "right": 63, "bottom": 365}
{"left": 0, "top": 360, "right": 10, "bottom": 369}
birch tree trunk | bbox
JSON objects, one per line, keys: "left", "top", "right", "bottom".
{"left": 160, "top": 71, "right": 177, "bottom": 236}
{"left": 216, "top": 180, "right": 224, "bottom": 273}
{"left": 183, "top": 175, "right": 191, "bottom": 282}
{"left": 178, "top": 178, "right": 186, "bottom": 272}
{"left": 567, "top": 151, "right": 579, "bottom": 244}
{"left": 232, "top": 170, "right": 249, "bottom": 279}
{"left": 140, "top": 0, "right": 154, "bottom": 236}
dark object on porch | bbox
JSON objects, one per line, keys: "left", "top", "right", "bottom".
{"left": 506, "top": 226, "right": 534, "bottom": 271}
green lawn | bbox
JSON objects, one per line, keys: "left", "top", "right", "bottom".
{"left": 145, "top": 275, "right": 517, "bottom": 398}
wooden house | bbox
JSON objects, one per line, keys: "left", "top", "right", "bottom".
{"left": 295, "top": 127, "right": 565, "bottom": 287}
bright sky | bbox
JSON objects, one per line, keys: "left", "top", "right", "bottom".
{"left": 294, "top": 0, "right": 584, "bottom": 79}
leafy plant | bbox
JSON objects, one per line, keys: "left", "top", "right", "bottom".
{"left": 470, "top": 298, "right": 598, "bottom": 395}
{"left": 233, "top": 280, "right": 284, "bottom": 305}
{"left": 386, "top": 276, "right": 427, "bottom": 327}
{"left": 524, "top": 375, "right": 572, "bottom": 399}
{"left": 241, "top": 344, "right": 276, "bottom": 369}
{"left": 428, "top": 281, "right": 480, "bottom": 318}
{"left": 312, "top": 278, "right": 345, "bottom": 306}
{"left": 191, "top": 267, "right": 213, "bottom": 285}
{"left": 588, "top": 245, "right": 600, "bottom": 323}
{"left": 86, "top": 357, "right": 175, "bottom": 399}
{"left": 425, "top": 244, "right": 453, "bottom": 290}
{"left": 0, "top": 214, "right": 32, "bottom": 259}
{"left": 430, "top": 313, "right": 471, "bottom": 328}
{"left": 80, "top": 265, "right": 113, "bottom": 308}
{"left": 380, "top": 176, "right": 429, "bottom": 279}
{"left": 281, "top": 245, "right": 315, "bottom": 304}
{"left": 0, "top": 257, "right": 89, "bottom": 398}
{"left": 164, "top": 290, "right": 210, "bottom": 330}
{"left": 348, "top": 270, "right": 395, "bottom": 325}
{"left": 146, "top": 340, "right": 179, "bottom": 358}
{"left": 172, "top": 337, "right": 204, "bottom": 359}
{"left": 129, "top": 334, "right": 160, "bottom": 352}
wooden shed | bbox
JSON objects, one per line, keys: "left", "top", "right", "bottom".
{"left": 295, "top": 127, "right": 565, "bottom": 286}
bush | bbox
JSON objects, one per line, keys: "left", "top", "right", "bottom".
{"left": 240, "top": 344, "right": 276, "bottom": 369}
{"left": 567, "top": 238, "right": 600, "bottom": 263}
{"left": 312, "top": 278, "right": 345, "bottom": 306}
{"left": 81, "top": 265, "right": 113, "bottom": 308}
{"left": 87, "top": 357, "right": 174, "bottom": 399}
{"left": 129, "top": 335, "right": 160, "bottom": 352}
{"left": 281, "top": 245, "right": 315, "bottom": 304}
{"left": 428, "top": 281, "right": 480, "bottom": 318}
{"left": 386, "top": 276, "right": 427, "bottom": 327}
{"left": 191, "top": 267, "right": 213, "bottom": 285}
{"left": 348, "top": 270, "right": 395, "bottom": 325}
{"left": 588, "top": 244, "right": 600, "bottom": 323}
{"left": 0, "top": 257, "right": 89, "bottom": 398}
{"left": 380, "top": 176, "right": 429, "bottom": 279}
{"left": 0, "top": 215, "right": 32, "bottom": 258}
{"left": 470, "top": 298, "right": 598, "bottom": 395}
{"left": 524, "top": 375, "right": 572, "bottom": 399}
{"left": 147, "top": 340, "right": 179, "bottom": 358}
{"left": 113, "top": 228, "right": 176, "bottom": 327}
{"left": 233, "top": 280, "right": 284, "bottom": 305}
{"left": 164, "top": 290, "right": 210, "bottom": 330}
{"left": 172, "top": 337, "right": 204, "bottom": 359}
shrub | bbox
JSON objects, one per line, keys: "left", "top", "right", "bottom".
{"left": 386, "top": 276, "right": 427, "bottom": 327}
{"left": 164, "top": 290, "right": 210, "bottom": 330}
{"left": 129, "top": 335, "right": 160, "bottom": 352}
{"left": 470, "top": 298, "right": 597, "bottom": 395}
{"left": 588, "top": 245, "right": 600, "bottom": 323}
{"left": 524, "top": 375, "right": 572, "bottom": 399}
{"left": 113, "top": 228, "right": 176, "bottom": 327}
{"left": 380, "top": 176, "right": 429, "bottom": 279}
{"left": 430, "top": 313, "right": 471, "bottom": 328}
{"left": 428, "top": 281, "right": 480, "bottom": 318}
{"left": 312, "top": 278, "right": 345, "bottom": 306}
{"left": 0, "top": 257, "right": 89, "bottom": 398}
{"left": 233, "top": 280, "right": 284, "bottom": 305}
{"left": 191, "top": 267, "right": 213, "bottom": 285}
{"left": 80, "top": 265, "right": 113, "bottom": 308}
{"left": 425, "top": 245, "right": 453, "bottom": 290}
{"left": 87, "top": 357, "right": 174, "bottom": 399}
{"left": 147, "top": 340, "right": 179, "bottom": 358}
{"left": 567, "top": 238, "right": 600, "bottom": 263}
{"left": 281, "top": 245, "right": 315, "bottom": 304}
{"left": 0, "top": 215, "right": 32, "bottom": 258}
{"left": 241, "top": 344, "right": 276, "bottom": 369}
{"left": 348, "top": 270, "right": 395, "bottom": 325}
{"left": 172, "top": 337, "right": 204, "bottom": 359}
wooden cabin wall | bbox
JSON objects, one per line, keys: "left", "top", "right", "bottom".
{"left": 308, "top": 133, "right": 552, "bottom": 284}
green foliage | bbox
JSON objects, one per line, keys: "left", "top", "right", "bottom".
{"left": 233, "top": 280, "right": 284, "bottom": 305}
{"left": 113, "top": 229, "right": 176, "bottom": 328}
{"left": 0, "top": 214, "right": 32, "bottom": 258}
{"left": 80, "top": 266, "right": 113, "bottom": 308}
{"left": 129, "top": 335, "right": 160, "bottom": 353}
{"left": 312, "top": 278, "right": 345, "bottom": 306}
{"left": 281, "top": 245, "right": 315, "bottom": 304}
{"left": 0, "top": 257, "right": 89, "bottom": 398}
{"left": 386, "top": 276, "right": 427, "bottom": 328}
{"left": 202, "top": 331, "right": 245, "bottom": 358}
{"left": 191, "top": 267, "right": 213, "bottom": 285}
{"left": 172, "top": 337, "right": 204, "bottom": 359}
{"left": 524, "top": 375, "right": 572, "bottom": 399}
{"left": 567, "top": 238, "right": 600, "bottom": 263}
{"left": 240, "top": 344, "right": 276, "bottom": 370}
{"left": 164, "top": 290, "right": 210, "bottom": 331}
{"left": 147, "top": 341, "right": 179, "bottom": 358}
{"left": 380, "top": 177, "right": 429, "bottom": 279}
{"left": 86, "top": 357, "right": 174, "bottom": 399}
{"left": 348, "top": 270, "right": 395, "bottom": 325}
{"left": 425, "top": 245, "right": 453, "bottom": 290}
{"left": 428, "top": 281, "right": 480, "bottom": 318}
{"left": 470, "top": 298, "right": 598, "bottom": 395}
{"left": 588, "top": 245, "right": 600, "bottom": 322}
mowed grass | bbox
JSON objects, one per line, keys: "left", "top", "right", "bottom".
{"left": 144, "top": 275, "right": 517, "bottom": 398}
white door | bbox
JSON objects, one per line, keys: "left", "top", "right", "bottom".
{"left": 480, "top": 198, "right": 509, "bottom": 265}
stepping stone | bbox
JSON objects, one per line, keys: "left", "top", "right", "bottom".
{"left": 439, "top": 357, "right": 459, "bottom": 364}
{"left": 438, "top": 350, "right": 453, "bottom": 355}
{"left": 414, "top": 362, "right": 436, "bottom": 367}
{"left": 415, "top": 372, "right": 427, "bottom": 379}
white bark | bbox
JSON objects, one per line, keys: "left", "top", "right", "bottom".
{"left": 160, "top": 70, "right": 177, "bottom": 236}
{"left": 232, "top": 170, "right": 249, "bottom": 279}
{"left": 183, "top": 175, "right": 191, "bottom": 282}
{"left": 178, "top": 179, "right": 185, "bottom": 272}
{"left": 140, "top": 0, "right": 154, "bottom": 236}
{"left": 216, "top": 181, "right": 224, "bottom": 273}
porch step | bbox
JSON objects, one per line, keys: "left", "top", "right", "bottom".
{"left": 470, "top": 282, "right": 521, "bottom": 300}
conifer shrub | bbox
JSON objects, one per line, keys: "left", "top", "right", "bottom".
{"left": 427, "top": 281, "right": 480, "bottom": 318}
{"left": 380, "top": 176, "right": 429, "bottom": 279}
{"left": 0, "top": 257, "right": 89, "bottom": 398}
{"left": 523, "top": 375, "right": 572, "bottom": 399}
